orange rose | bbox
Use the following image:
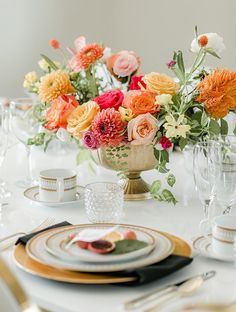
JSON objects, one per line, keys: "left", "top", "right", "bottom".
{"left": 123, "top": 90, "right": 160, "bottom": 115}
{"left": 143, "top": 72, "right": 179, "bottom": 95}
{"left": 44, "top": 95, "right": 78, "bottom": 130}
{"left": 67, "top": 101, "right": 100, "bottom": 139}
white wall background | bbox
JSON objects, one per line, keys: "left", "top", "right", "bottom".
{"left": 0, "top": 0, "right": 236, "bottom": 98}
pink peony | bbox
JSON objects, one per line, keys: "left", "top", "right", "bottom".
{"left": 92, "top": 108, "right": 126, "bottom": 147}
{"left": 94, "top": 90, "right": 124, "bottom": 110}
{"left": 129, "top": 76, "right": 146, "bottom": 90}
{"left": 82, "top": 131, "right": 100, "bottom": 150}
{"left": 159, "top": 136, "right": 172, "bottom": 149}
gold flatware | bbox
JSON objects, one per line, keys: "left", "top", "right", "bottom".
{"left": 184, "top": 301, "right": 236, "bottom": 312}
{"left": 144, "top": 271, "right": 216, "bottom": 312}
{"left": 124, "top": 271, "right": 215, "bottom": 311}
{"left": 0, "top": 217, "right": 56, "bottom": 251}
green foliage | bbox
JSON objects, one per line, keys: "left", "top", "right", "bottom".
{"left": 220, "top": 119, "right": 228, "bottom": 135}
{"left": 162, "top": 189, "right": 177, "bottom": 205}
{"left": 28, "top": 133, "right": 46, "bottom": 146}
{"left": 40, "top": 54, "right": 59, "bottom": 70}
{"left": 167, "top": 174, "right": 176, "bottom": 187}
{"left": 209, "top": 120, "right": 221, "bottom": 135}
{"left": 112, "top": 240, "right": 148, "bottom": 255}
{"left": 234, "top": 126, "right": 236, "bottom": 136}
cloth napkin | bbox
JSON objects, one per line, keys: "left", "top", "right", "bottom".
{"left": 16, "top": 222, "right": 193, "bottom": 286}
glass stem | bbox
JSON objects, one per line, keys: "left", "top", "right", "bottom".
{"left": 25, "top": 145, "right": 32, "bottom": 183}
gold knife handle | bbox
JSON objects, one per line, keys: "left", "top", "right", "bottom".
{"left": 124, "top": 286, "right": 177, "bottom": 310}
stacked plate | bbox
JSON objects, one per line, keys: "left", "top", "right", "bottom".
{"left": 13, "top": 224, "right": 192, "bottom": 284}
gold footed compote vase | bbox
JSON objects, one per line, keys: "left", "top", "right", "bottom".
{"left": 94, "top": 144, "right": 158, "bottom": 201}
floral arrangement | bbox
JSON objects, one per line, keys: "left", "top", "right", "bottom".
{"left": 24, "top": 28, "right": 236, "bottom": 204}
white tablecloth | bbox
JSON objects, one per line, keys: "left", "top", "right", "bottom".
{"left": 1, "top": 144, "right": 236, "bottom": 312}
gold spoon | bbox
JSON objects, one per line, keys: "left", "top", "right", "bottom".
{"left": 144, "top": 276, "right": 204, "bottom": 312}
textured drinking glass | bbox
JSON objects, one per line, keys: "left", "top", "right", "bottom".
{"left": 85, "top": 182, "right": 124, "bottom": 223}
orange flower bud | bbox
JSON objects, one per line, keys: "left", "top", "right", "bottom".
{"left": 50, "top": 38, "right": 60, "bottom": 49}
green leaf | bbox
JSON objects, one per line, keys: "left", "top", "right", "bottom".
{"left": 201, "top": 110, "right": 208, "bottom": 127}
{"left": 192, "top": 111, "right": 202, "bottom": 123}
{"left": 176, "top": 51, "right": 185, "bottom": 75}
{"left": 27, "top": 133, "right": 45, "bottom": 146}
{"left": 167, "top": 174, "right": 176, "bottom": 187}
{"left": 111, "top": 240, "right": 148, "bottom": 255}
{"left": 40, "top": 54, "right": 59, "bottom": 70}
{"left": 162, "top": 189, "right": 177, "bottom": 205}
{"left": 205, "top": 48, "right": 221, "bottom": 59}
{"left": 209, "top": 119, "right": 221, "bottom": 135}
{"left": 234, "top": 126, "right": 236, "bottom": 136}
{"left": 154, "top": 148, "right": 160, "bottom": 160}
{"left": 150, "top": 180, "right": 162, "bottom": 194}
{"left": 76, "top": 149, "right": 92, "bottom": 165}
{"left": 220, "top": 119, "right": 228, "bottom": 135}
{"left": 161, "top": 150, "right": 169, "bottom": 163}
{"left": 179, "top": 137, "right": 188, "bottom": 151}
{"left": 152, "top": 194, "right": 164, "bottom": 201}
{"left": 155, "top": 161, "right": 169, "bottom": 174}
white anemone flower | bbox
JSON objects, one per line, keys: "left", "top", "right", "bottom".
{"left": 164, "top": 115, "right": 191, "bottom": 138}
{"left": 190, "top": 33, "right": 225, "bottom": 55}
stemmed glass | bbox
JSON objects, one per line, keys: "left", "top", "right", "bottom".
{"left": 210, "top": 136, "right": 236, "bottom": 214}
{"left": 10, "top": 98, "right": 38, "bottom": 188}
{"left": 0, "top": 102, "right": 10, "bottom": 200}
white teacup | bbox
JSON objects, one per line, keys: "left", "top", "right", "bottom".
{"left": 212, "top": 215, "right": 236, "bottom": 258}
{"left": 39, "top": 169, "right": 77, "bottom": 203}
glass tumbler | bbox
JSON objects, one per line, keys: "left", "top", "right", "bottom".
{"left": 85, "top": 182, "right": 124, "bottom": 223}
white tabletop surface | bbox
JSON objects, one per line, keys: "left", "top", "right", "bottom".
{"left": 1, "top": 143, "right": 236, "bottom": 312}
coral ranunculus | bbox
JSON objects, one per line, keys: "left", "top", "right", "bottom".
{"left": 106, "top": 50, "right": 140, "bottom": 79}
{"left": 123, "top": 90, "right": 160, "bottom": 115}
{"left": 196, "top": 69, "right": 236, "bottom": 119}
{"left": 129, "top": 75, "right": 146, "bottom": 90}
{"left": 69, "top": 43, "right": 104, "bottom": 72}
{"left": 67, "top": 101, "right": 100, "bottom": 139}
{"left": 143, "top": 72, "right": 179, "bottom": 95}
{"left": 128, "top": 113, "right": 159, "bottom": 145}
{"left": 94, "top": 89, "right": 124, "bottom": 110}
{"left": 44, "top": 95, "right": 78, "bottom": 130}
{"left": 39, "top": 70, "right": 75, "bottom": 103}
{"left": 92, "top": 108, "right": 126, "bottom": 147}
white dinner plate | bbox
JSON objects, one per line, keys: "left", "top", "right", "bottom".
{"left": 45, "top": 225, "right": 156, "bottom": 263}
{"left": 26, "top": 224, "right": 174, "bottom": 272}
{"left": 192, "top": 234, "right": 233, "bottom": 262}
{"left": 23, "top": 186, "right": 84, "bottom": 207}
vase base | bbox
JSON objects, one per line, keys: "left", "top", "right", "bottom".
{"left": 118, "top": 172, "right": 152, "bottom": 201}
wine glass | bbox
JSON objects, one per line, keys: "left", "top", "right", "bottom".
{"left": 210, "top": 137, "right": 236, "bottom": 214}
{"left": 10, "top": 98, "right": 38, "bottom": 188}
{"left": 0, "top": 102, "right": 10, "bottom": 199}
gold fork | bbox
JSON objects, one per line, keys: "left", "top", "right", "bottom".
{"left": 0, "top": 217, "right": 56, "bottom": 251}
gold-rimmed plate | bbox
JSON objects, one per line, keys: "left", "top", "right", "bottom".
{"left": 13, "top": 225, "right": 192, "bottom": 284}
{"left": 45, "top": 225, "right": 156, "bottom": 264}
{"left": 23, "top": 185, "right": 84, "bottom": 207}
{"left": 25, "top": 224, "right": 174, "bottom": 272}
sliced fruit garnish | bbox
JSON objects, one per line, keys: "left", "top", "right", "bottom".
{"left": 102, "top": 231, "right": 123, "bottom": 242}
{"left": 76, "top": 241, "right": 89, "bottom": 249}
{"left": 124, "top": 230, "right": 137, "bottom": 240}
{"left": 88, "top": 240, "right": 115, "bottom": 254}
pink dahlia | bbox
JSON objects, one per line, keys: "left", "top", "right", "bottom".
{"left": 92, "top": 108, "right": 126, "bottom": 147}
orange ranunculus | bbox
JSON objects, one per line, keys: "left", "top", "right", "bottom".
{"left": 196, "top": 69, "right": 236, "bottom": 119}
{"left": 67, "top": 101, "right": 100, "bottom": 139}
{"left": 143, "top": 72, "right": 179, "bottom": 95}
{"left": 44, "top": 95, "right": 78, "bottom": 130}
{"left": 122, "top": 90, "right": 160, "bottom": 115}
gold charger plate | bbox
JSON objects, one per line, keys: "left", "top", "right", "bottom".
{"left": 13, "top": 224, "right": 192, "bottom": 284}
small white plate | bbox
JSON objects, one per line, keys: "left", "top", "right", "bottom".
{"left": 24, "top": 185, "right": 84, "bottom": 208}
{"left": 45, "top": 225, "right": 156, "bottom": 263}
{"left": 192, "top": 234, "right": 233, "bottom": 262}
{"left": 26, "top": 224, "right": 174, "bottom": 272}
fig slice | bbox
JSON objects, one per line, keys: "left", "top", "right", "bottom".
{"left": 76, "top": 241, "right": 89, "bottom": 249}
{"left": 88, "top": 240, "right": 115, "bottom": 254}
{"left": 124, "top": 230, "right": 137, "bottom": 240}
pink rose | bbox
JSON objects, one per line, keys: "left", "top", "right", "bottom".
{"left": 129, "top": 76, "right": 146, "bottom": 90}
{"left": 94, "top": 90, "right": 124, "bottom": 110}
{"left": 159, "top": 136, "right": 172, "bottom": 149}
{"left": 82, "top": 131, "right": 100, "bottom": 149}
{"left": 106, "top": 50, "right": 140, "bottom": 79}
{"left": 128, "top": 113, "right": 159, "bottom": 145}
